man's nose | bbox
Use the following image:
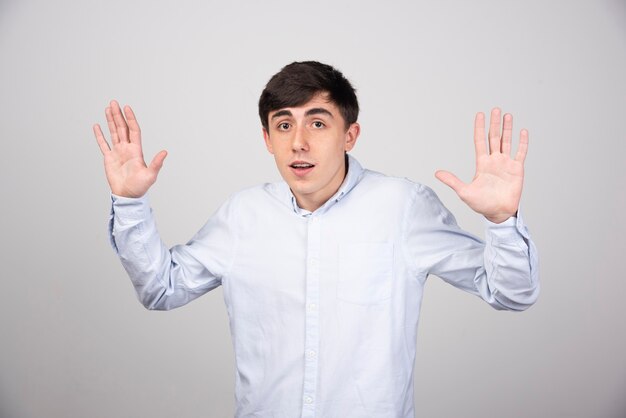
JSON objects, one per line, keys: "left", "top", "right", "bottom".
{"left": 292, "top": 126, "right": 309, "bottom": 152}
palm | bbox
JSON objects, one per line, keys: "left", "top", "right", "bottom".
{"left": 93, "top": 101, "right": 167, "bottom": 198}
{"left": 436, "top": 109, "right": 529, "bottom": 224}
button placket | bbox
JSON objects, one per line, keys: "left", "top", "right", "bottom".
{"left": 301, "top": 215, "right": 321, "bottom": 417}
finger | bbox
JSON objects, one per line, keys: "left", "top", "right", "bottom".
{"left": 105, "top": 106, "right": 120, "bottom": 144}
{"left": 515, "top": 129, "right": 529, "bottom": 162}
{"left": 110, "top": 100, "right": 129, "bottom": 143}
{"left": 501, "top": 113, "right": 513, "bottom": 156}
{"left": 488, "top": 107, "right": 501, "bottom": 154}
{"left": 93, "top": 124, "right": 111, "bottom": 154}
{"left": 435, "top": 170, "right": 465, "bottom": 194}
{"left": 124, "top": 105, "right": 141, "bottom": 144}
{"left": 149, "top": 150, "right": 168, "bottom": 173}
{"left": 474, "top": 112, "right": 487, "bottom": 158}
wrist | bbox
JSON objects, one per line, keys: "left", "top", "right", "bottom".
{"left": 485, "top": 211, "right": 517, "bottom": 224}
{"left": 109, "top": 183, "right": 148, "bottom": 199}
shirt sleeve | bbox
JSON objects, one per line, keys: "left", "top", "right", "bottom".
{"left": 108, "top": 194, "right": 238, "bottom": 310}
{"left": 404, "top": 184, "right": 539, "bottom": 311}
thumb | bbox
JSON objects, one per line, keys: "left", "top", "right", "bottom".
{"left": 149, "top": 150, "right": 168, "bottom": 174}
{"left": 435, "top": 170, "right": 464, "bottom": 193}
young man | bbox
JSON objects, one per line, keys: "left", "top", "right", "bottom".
{"left": 94, "top": 61, "right": 539, "bottom": 418}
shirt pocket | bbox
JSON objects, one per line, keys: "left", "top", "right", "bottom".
{"left": 337, "top": 242, "right": 393, "bottom": 304}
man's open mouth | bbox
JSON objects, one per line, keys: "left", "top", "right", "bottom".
{"left": 289, "top": 161, "right": 315, "bottom": 176}
{"left": 290, "top": 162, "right": 315, "bottom": 169}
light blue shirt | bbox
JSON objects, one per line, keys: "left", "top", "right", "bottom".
{"left": 109, "top": 155, "right": 539, "bottom": 418}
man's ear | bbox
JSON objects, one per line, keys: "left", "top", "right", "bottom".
{"left": 262, "top": 128, "right": 274, "bottom": 154}
{"left": 344, "top": 122, "right": 360, "bottom": 152}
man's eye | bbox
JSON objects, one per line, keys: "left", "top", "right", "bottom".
{"left": 312, "top": 121, "right": 325, "bottom": 128}
{"left": 278, "top": 122, "right": 291, "bottom": 130}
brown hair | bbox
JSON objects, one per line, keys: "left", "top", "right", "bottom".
{"left": 258, "top": 61, "right": 359, "bottom": 131}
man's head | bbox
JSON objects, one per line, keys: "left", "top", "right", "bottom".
{"left": 258, "top": 61, "right": 359, "bottom": 132}
{"left": 259, "top": 62, "right": 361, "bottom": 212}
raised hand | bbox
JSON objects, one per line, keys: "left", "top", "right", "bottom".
{"left": 435, "top": 108, "right": 528, "bottom": 224}
{"left": 93, "top": 100, "right": 167, "bottom": 198}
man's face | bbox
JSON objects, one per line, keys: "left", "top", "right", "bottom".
{"left": 263, "top": 93, "right": 360, "bottom": 212}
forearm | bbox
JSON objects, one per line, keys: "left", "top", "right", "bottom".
{"left": 479, "top": 212, "right": 540, "bottom": 311}
{"left": 109, "top": 195, "right": 221, "bottom": 310}
{"left": 408, "top": 185, "right": 539, "bottom": 311}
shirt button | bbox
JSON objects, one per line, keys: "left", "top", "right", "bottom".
{"left": 304, "top": 396, "right": 313, "bottom": 404}
{"left": 310, "top": 258, "right": 319, "bottom": 268}
{"left": 307, "top": 303, "right": 317, "bottom": 311}
{"left": 305, "top": 349, "right": 317, "bottom": 359}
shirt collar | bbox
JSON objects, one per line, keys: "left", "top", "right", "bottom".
{"left": 288, "top": 154, "right": 364, "bottom": 216}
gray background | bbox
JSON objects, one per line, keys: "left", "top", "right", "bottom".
{"left": 1, "top": 0, "right": 624, "bottom": 417}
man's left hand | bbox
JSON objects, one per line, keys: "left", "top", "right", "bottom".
{"left": 435, "top": 108, "right": 528, "bottom": 224}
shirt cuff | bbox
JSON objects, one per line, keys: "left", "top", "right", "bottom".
{"left": 108, "top": 194, "right": 152, "bottom": 253}
{"left": 484, "top": 206, "right": 531, "bottom": 243}
{"left": 111, "top": 193, "right": 151, "bottom": 218}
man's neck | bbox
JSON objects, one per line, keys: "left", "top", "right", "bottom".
{"left": 294, "top": 155, "right": 349, "bottom": 212}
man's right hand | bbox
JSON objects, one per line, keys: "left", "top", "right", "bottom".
{"left": 93, "top": 100, "right": 167, "bottom": 198}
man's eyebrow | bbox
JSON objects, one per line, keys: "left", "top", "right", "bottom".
{"left": 270, "top": 107, "right": 334, "bottom": 120}
{"left": 271, "top": 110, "right": 293, "bottom": 120}
{"left": 305, "top": 108, "right": 333, "bottom": 118}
